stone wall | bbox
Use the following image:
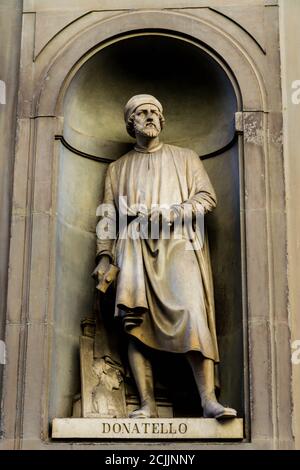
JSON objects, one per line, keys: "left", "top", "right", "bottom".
{"left": 0, "top": 0, "right": 22, "bottom": 439}
{"left": 279, "top": 0, "right": 300, "bottom": 450}
{"left": 0, "top": 0, "right": 297, "bottom": 450}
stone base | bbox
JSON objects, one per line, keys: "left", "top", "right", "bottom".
{"left": 52, "top": 418, "right": 243, "bottom": 439}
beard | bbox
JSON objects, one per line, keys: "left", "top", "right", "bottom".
{"left": 134, "top": 122, "right": 160, "bottom": 138}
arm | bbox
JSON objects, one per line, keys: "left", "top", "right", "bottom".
{"left": 95, "top": 164, "right": 117, "bottom": 263}
{"left": 171, "top": 151, "right": 217, "bottom": 221}
{"left": 93, "top": 164, "right": 117, "bottom": 283}
{"left": 150, "top": 151, "right": 216, "bottom": 226}
{"left": 183, "top": 151, "right": 217, "bottom": 214}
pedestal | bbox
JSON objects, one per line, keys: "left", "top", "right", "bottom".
{"left": 52, "top": 418, "right": 244, "bottom": 440}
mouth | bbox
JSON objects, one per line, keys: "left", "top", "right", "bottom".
{"left": 134, "top": 122, "right": 160, "bottom": 137}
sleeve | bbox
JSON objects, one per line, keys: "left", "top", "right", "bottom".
{"left": 184, "top": 151, "right": 217, "bottom": 214}
{"left": 171, "top": 151, "right": 217, "bottom": 219}
{"left": 95, "top": 164, "right": 117, "bottom": 262}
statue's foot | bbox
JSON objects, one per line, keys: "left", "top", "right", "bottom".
{"left": 129, "top": 402, "right": 158, "bottom": 419}
{"left": 203, "top": 400, "right": 237, "bottom": 420}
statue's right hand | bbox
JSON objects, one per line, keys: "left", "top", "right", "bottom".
{"left": 92, "top": 255, "right": 111, "bottom": 281}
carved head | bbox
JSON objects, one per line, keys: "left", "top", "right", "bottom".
{"left": 124, "top": 94, "right": 165, "bottom": 138}
{"left": 93, "top": 359, "right": 122, "bottom": 391}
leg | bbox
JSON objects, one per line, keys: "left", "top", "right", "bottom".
{"left": 187, "top": 352, "right": 237, "bottom": 420}
{"left": 127, "top": 338, "right": 158, "bottom": 418}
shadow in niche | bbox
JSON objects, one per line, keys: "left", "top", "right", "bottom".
{"left": 50, "top": 33, "right": 243, "bottom": 422}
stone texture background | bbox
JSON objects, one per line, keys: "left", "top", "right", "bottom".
{"left": 279, "top": 0, "right": 300, "bottom": 450}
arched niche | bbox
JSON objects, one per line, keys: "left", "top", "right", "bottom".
{"left": 63, "top": 34, "right": 237, "bottom": 159}
{"left": 50, "top": 32, "right": 244, "bottom": 421}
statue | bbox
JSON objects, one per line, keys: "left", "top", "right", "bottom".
{"left": 93, "top": 94, "right": 237, "bottom": 420}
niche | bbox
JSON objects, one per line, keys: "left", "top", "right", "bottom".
{"left": 49, "top": 33, "right": 243, "bottom": 421}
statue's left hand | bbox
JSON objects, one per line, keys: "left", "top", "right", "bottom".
{"left": 92, "top": 254, "right": 111, "bottom": 281}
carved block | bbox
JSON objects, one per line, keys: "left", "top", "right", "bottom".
{"left": 80, "top": 335, "right": 126, "bottom": 418}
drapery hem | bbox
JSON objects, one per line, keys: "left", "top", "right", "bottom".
{"left": 126, "top": 329, "right": 219, "bottom": 362}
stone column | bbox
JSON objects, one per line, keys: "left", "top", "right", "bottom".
{"left": 279, "top": 0, "right": 300, "bottom": 449}
{"left": 0, "top": 0, "right": 23, "bottom": 430}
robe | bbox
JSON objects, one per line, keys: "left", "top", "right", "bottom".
{"left": 97, "top": 144, "right": 219, "bottom": 362}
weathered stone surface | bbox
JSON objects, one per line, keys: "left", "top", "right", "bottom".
{"left": 80, "top": 335, "right": 126, "bottom": 418}
{"left": 33, "top": 9, "right": 266, "bottom": 116}
{"left": 12, "top": 119, "right": 31, "bottom": 214}
{"left": 0, "top": 0, "right": 297, "bottom": 451}
{"left": 280, "top": 0, "right": 300, "bottom": 449}
{"left": 23, "top": 0, "right": 268, "bottom": 13}
{"left": 6, "top": 215, "right": 26, "bottom": 324}
{"left": 0, "top": 0, "right": 23, "bottom": 396}
{"left": 210, "top": 5, "right": 266, "bottom": 52}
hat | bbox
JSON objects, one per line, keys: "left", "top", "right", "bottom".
{"left": 124, "top": 94, "right": 163, "bottom": 124}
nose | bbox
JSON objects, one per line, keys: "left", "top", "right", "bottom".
{"left": 146, "top": 110, "right": 154, "bottom": 120}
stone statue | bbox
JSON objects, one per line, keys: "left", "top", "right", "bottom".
{"left": 94, "top": 94, "right": 237, "bottom": 420}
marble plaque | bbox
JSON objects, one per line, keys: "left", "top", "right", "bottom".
{"left": 52, "top": 418, "right": 243, "bottom": 439}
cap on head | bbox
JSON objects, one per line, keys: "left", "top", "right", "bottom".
{"left": 124, "top": 94, "right": 163, "bottom": 123}
{"left": 124, "top": 94, "right": 164, "bottom": 138}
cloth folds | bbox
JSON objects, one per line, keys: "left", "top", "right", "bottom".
{"left": 96, "top": 144, "right": 219, "bottom": 362}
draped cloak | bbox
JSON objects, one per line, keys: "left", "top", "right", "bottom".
{"left": 97, "top": 144, "right": 219, "bottom": 362}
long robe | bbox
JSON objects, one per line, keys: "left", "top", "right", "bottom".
{"left": 97, "top": 144, "right": 219, "bottom": 362}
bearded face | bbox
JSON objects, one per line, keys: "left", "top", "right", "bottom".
{"left": 133, "top": 104, "right": 162, "bottom": 138}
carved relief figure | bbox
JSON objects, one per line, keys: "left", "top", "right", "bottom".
{"left": 91, "top": 358, "right": 123, "bottom": 417}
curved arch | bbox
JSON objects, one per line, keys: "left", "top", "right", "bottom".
{"left": 34, "top": 10, "right": 266, "bottom": 116}
{"left": 57, "top": 31, "right": 242, "bottom": 117}
{"left": 208, "top": 7, "right": 266, "bottom": 55}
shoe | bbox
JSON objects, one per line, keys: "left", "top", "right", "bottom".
{"left": 128, "top": 402, "right": 158, "bottom": 419}
{"left": 203, "top": 399, "right": 237, "bottom": 420}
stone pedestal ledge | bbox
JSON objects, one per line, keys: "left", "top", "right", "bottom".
{"left": 52, "top": 418, "right": 244, "bottom": 439}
